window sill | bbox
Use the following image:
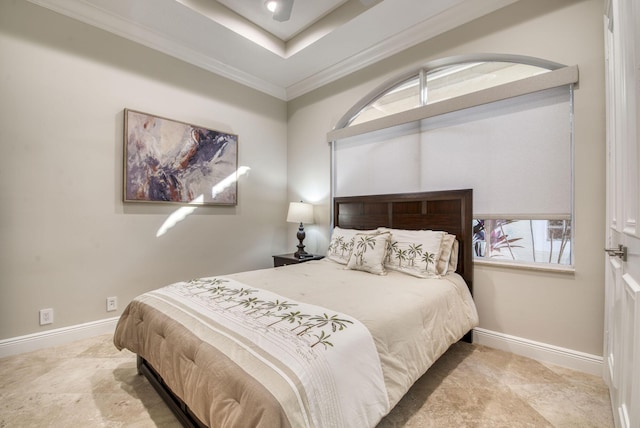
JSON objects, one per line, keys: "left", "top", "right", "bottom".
{"left": 473, "top": 258, "right": 575, "bottom": 274}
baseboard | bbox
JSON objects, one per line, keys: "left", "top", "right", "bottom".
{"left": 473, "top": 328, "right": 604, "bottom": 377}
{"left": 0, "top": 317, "right": 119, "bottom": 358}
{"left": 0, "top": 321, "right": 605, "bottom": 378}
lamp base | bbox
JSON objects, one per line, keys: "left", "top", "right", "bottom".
{"left": 294, "top": 249, "right": 311, "bottom": 259}
{"left": 294, "top": 223, "right": 310, "bottom": 259}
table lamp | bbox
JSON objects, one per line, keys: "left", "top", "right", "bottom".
{"left": 286, "top": 201, "right": 314, "bottom": 258}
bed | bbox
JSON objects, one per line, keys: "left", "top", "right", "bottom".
{"left": 114, "top": 189, "right": 478, "bottom": 427}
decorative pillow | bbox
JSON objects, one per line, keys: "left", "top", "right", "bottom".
{"left": 436, "top": 234, "right": 456, "bottom": 275}
{"left": 346, "top": 232, "right": 390, "bottom": 275}
{"left": 379, "top": 228, "right": 445, "bottom": 278}
{"left": 448, "top": 239, "right": 459, "bottom": 273}
{"left": 326, "top": 227, "right": 378, "bottom": 265}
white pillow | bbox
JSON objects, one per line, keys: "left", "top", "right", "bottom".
{"left": 346, "top": 232, "right": 390, "bottom": 275}
{"left": 437, "top": 233, "right": 456, "bottom": 275}
{"left": 448, "top": 240, "right": 459, "bottom": 273}
{"left": 326, "top": 227, "right": 378, "bottom": 265}
{"left": 379, "top": 228, "right": 445, "bottom": 278}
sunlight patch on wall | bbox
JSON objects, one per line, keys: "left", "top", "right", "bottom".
{"left": 156, "top": 166, "right": 251, "bottom": 237}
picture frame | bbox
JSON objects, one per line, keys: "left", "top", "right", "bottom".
{"left": 124, "top": 109, "right": 239, "bottom": 205}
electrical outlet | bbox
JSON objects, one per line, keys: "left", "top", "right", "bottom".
{"left": 39, "top": 308, "right": 53, "bottom": 325}
{"left": 106, "top": 296, "right": 117, "bottom": 312}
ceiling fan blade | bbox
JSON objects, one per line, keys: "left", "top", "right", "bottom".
{"left": 273, "top": 0, "right": 294, "bottom": 22}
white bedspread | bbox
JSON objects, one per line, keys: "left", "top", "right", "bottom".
{"left": 227, "top": 259, "right": 479, "bottom": 410}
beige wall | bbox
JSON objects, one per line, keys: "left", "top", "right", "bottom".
{"left": 288, "top": 0, "right": 606, "bottom": 355}
{"left": 1, "top": 0, "right": 606, "bottom": 357}
{"left": 0, "top": 1, "right": 288, "bottom": 339}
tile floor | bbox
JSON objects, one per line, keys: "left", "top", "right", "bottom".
{"left": 0, "top": 334, "right": 613, "bottom": 427}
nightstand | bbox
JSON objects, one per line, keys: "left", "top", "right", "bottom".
{"left": 273, "top": 253, "right": 324, "bottom": 267}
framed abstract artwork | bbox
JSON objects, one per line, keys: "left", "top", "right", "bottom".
{"left": 124, "top": 109, "right": 238, "bottom": 205}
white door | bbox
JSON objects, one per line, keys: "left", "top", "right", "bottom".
{"left": 604, "top": 1, "right": 640, "bottom": 427}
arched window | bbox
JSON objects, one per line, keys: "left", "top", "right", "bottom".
{"left": 329, "top": 55, "right": 577, "bottom": 270}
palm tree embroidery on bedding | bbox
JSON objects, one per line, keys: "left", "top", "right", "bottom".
{"left": 386, "top": 241, "right": 436, "bottom": 270}
{"left": 352, "top": 234, "right": 377, "bottom": 266}
{"left": 327, "top": 235, "right": 354, "bottom": 258}
{"left": 179, "top": 278, "right": 353, "bottom": 350}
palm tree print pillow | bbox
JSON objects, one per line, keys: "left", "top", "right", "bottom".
{"left": 326, "top": 227, "right": 379, "bottom": 265}
{"left": 346, "top": 232, "right": 391, "bottom": 275}
{"left": 381, "top": 229, "right": 445, "bottom": 278}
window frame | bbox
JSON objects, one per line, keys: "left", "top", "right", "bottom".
{"left": 333, "top": 54, "right": 567, "bottom": 130}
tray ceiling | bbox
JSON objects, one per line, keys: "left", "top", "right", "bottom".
{"left": 26, "top": 0, "right": 520, "bottom": 100}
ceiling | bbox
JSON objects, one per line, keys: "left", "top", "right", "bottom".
{"left": 217, "top": 0, "right": 355, "bottom": 41}
{"left": 26, "top": 0, "right": 520, "bottom": 100}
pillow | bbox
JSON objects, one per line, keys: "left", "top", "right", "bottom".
{"left": 448, "top": 240, "right": 459, "bottom": 273}
{"left": 326, "top": 227, "right": 378, "bottom": 265}
{"left": 379, "top": 228, "right": 445, "bottom": 278}
{"left": 346, "top": 232, "right": 390, "bottom": 275}
{"left": 436, "top": 234, "right": 456, "bottom": 275}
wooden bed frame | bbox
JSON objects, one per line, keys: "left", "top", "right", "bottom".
{"left": 138, "top": 189, "right": 473, "bottom": 428}
{"left": 333, "top": 189, "right": 473, "bottom": 293}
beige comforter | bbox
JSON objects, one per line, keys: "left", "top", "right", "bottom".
{"left": 114, "top": 259, "right": 478, "bottom": 427}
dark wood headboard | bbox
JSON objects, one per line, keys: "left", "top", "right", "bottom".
{"left": 333, "top": 189, "right": 473, "bottom": 294}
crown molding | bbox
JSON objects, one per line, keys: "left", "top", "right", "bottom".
{"left": 286, "top": 0, "right": 520, "bottom": 99}
{"left": 26, "top": 0, "right": 521, "bottom": 102}
{"left": 26, "top": 0, "right": 289, "bottom": 99}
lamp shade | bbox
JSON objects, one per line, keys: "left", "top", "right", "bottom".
{"left": 286, "top": 202, "right": 314, "bottom": 224}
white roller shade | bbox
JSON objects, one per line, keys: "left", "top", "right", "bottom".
{"left": 335, "top": 122, "right": 422, "bottom": 196}
{"left": 334, "top": 86, "right": 572, "bottom": 217}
